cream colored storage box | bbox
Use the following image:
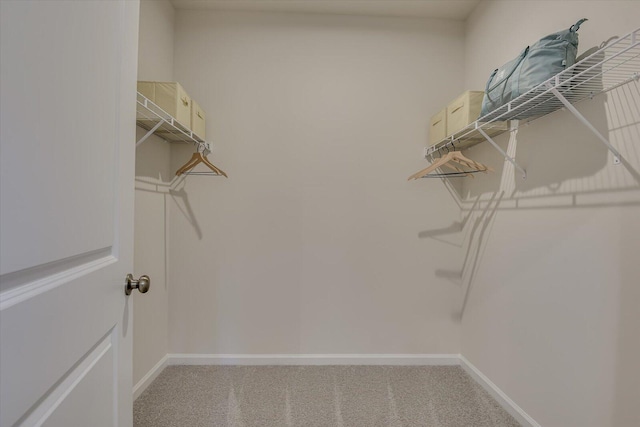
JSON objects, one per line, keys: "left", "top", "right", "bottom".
{"left": 137, "top": 81, "right": 155, "bottom": 102}
{"left": 446, "top": 91, "right": 484, "bottom": 136}
{"left": 154, "top": 82, "right": 192, "bottom": 129}
{"left": 429, "top": 108, "right": 447, "bottom": 146}
{"left": 191, "top": 100, "right": 206, "bottom": 139}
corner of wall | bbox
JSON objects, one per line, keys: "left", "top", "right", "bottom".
{"left": 133, "top": 0, "right": 177, "bottom": 390}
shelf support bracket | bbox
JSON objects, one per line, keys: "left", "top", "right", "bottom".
{"left": 547, "top": 83, "right": 621, "bottom": 165}
{"left": 136, "top": 121, "right": 164, "bottom": 147}
{"left": 477, "top": 126, "right": 527, "bottom": 180}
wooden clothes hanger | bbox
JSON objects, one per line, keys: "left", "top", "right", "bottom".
{"left": 408, "top": 152, "right": 454, "bottom": 180}
{"left": 449, "top": 151, "right": 493, "bottom": 173}
{"left": 175, "top": 144, "right": 228, "bottom": 177}
{"left": 408, "top": 149, "right": 493, "bottom": 180}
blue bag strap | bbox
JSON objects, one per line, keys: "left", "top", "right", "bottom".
{"left": 485, "top": 46, "right": 529, "bottom": 101}
{"left": 570, "top": 18, "right": 588, "bottom": 32}
{"left": 484, "top": 68, "right": 498, "bottom": 94}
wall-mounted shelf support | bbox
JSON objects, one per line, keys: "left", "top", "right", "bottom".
{"left": 135, "top": 92, "right": 206, "bottom": 147}
{"left": 197, "top": 141, "right": 212, "bottom": 155}
{"left": 476, "top": 125, "right": 527, "bottom": 180}
{"left": 136, "top": 120, "right": 164, "bottom": 147}
{"left": 418, "top": 27, "right": 639, "bottom": 179}
{"left": 546, "top": 82, "right": 622, "bottom": 165}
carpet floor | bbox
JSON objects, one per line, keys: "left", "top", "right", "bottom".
{"left": 134, "top": 365, "right": 521, "bottom": 426}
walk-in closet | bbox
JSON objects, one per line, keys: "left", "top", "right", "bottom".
{"left": 1, "top": 1, "right": 638, "bottom": 426}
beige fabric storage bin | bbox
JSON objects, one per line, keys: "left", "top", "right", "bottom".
{"left": 429, "top": 108, "right": 447, "bottom": 146}
{"left": 446, "top": 91, "right": 484, "bottom": 136}
{"left": 137, "top": 81, "right": 155, "bottom": 102}
{"left": 191, "top": 100, "right": 206, "bottom": 139}
{"left": 154, "top": 82, "right": 192, "bottom": 129}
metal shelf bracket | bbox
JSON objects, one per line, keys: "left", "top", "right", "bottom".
{"left": 546, "top": 82, "right": 621, "bottom": 165}
{"left": 136, "top": 121, "right": 164, "bottom": 147}
{"left": 419, "top": 28, "right": 639, "bottom": 178}
{"left": 476, "top": 124, "right": 527, "bottom": 180}
{"left": 135, "top": 92, "right": 209, "bottom": 151}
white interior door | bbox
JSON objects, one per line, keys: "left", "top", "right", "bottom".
{"left": 0, "top": 1, "right": 139, "bottom": 426}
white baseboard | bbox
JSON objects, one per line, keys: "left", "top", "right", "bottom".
{"left": 459, "top": 355, "right": 540, "bottom": 427}
{"left": 166, "top": 353, "right": 460, "bottom": 366}
{"left": 133, "top": 354, "right": 168, "bottom": 400}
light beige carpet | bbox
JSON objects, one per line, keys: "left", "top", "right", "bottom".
{"left": 134, "top": 365, "right": 520, "bottom": 426}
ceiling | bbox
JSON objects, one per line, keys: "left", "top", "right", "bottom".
{"left": 169, "top": 0, "right": 481, "bottom": 20}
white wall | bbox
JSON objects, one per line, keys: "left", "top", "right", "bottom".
{"left": 133, "top": 0, "right": 175, "bottom": 387}
{"left": 461, "top": 2, "right": 640, "bottom": 426}
{"left": 137, "top": 0, "right": 175, "bottom": 82}
{"left": 168, "top": 10, "right": 466, "bottom": 355}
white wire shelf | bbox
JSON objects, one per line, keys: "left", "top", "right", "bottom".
{"left": 426, "top": 27, "right": 640, "bottom": 159}
{"left": 136, "top": 92, "right": 205, "bottom": 146}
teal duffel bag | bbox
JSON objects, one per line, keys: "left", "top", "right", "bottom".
{"left": 480, "top": 18, "right": 587, "bottom": 120}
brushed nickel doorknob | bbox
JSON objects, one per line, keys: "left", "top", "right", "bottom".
{"left": 125, "top": 274, "right": 151, "bottom": 295}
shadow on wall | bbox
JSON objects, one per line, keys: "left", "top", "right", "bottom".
{"left": 418, "top": 79, "right": 640, "bottom": 423}
{"left": 169, "top": 182, "right": 203, "bottom": 240}
{"left": 135, "top": 135, "right": 204, "bottom": 241}
{"left": 134, "top": 177, "right": 204, "bottom": 241}
{"left": 418, "top": 80, "right": 640, "bottom": 318}
{"left": 418, "top": 190, "right": 504, "bottom": 323}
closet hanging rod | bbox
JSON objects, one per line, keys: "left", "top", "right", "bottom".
{"left": 418, "top": 170, "right": 485, "bottom": 178}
